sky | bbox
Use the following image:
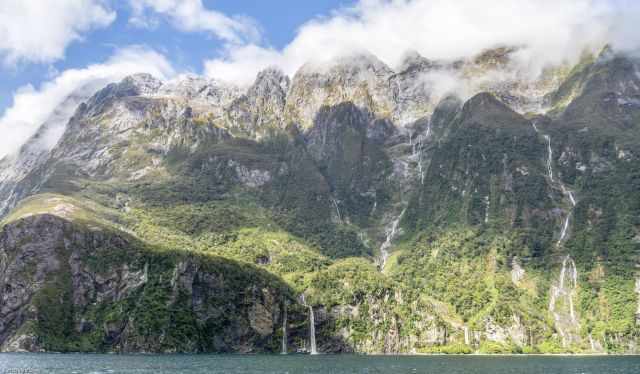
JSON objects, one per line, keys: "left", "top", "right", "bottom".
{"left": 0, "top": 0, "right": 639, "bottom": 159}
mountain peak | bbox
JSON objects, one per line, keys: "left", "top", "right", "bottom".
{"left": 253, "top": 67, "right": 290, "bottom": 94}
{"left": 460, "top": 92, "right": 529, "bottom": 129}
{"left": 298, "top": 50, "right": 392, "bottom": 77}
{"left": 396, "top": 50, "right": 441, "bottom": 74}
{"left": 472, "top": 46, "right": 519, "bottom": 69}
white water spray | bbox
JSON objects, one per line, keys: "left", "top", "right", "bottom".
{"left": 549, "top": 255, "right": 579, "bottom": 347}
{"left": 301, "top": 295, "right": 318, "bottom": 355}
{"left": 464, "top": 326, "right": 471, "bottom": 345}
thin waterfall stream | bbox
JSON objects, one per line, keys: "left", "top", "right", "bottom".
{"left": 300, "top": 295, "right": 318, "bottom": 355}
{"left": 378, "top": 208, "right": 407, "bottom": 270}
{"left": 281, "top": 302, "right": 288, "bottom": 354}
{"left": 534, "top": 121, "right": 581, "bottom": 348}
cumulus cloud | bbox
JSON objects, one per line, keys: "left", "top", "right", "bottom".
{"left": 128, "top": 0, "right": 260, "bottom": 44}
{"left": 204, "top": 0, "right": 640, "bottom": 85}
{"left": 0, "top": 0, "right": 116, "bottom": 65}
{"left": 0, "top": 46, "right": 175, "bottom": 159}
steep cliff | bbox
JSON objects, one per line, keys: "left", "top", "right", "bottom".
{"left": 1, "top": 47, "right": 639, "bottom": 354}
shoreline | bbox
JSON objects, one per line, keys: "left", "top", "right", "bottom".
{"left": 2, "top": 352, "right": 640, "bottom": 357}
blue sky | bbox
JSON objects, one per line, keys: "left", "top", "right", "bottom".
{"left": 0, "top": 0, "right": 636, "bottom": 159}
{"left": 0, "top": 0, "right": 354, "bottom": 117}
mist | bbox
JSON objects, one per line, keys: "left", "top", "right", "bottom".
{"left": 0, "top": 46, "right": 175, "bottom": 160}
{"left": 205, "top": 0, "right": 640, "bottom": 85}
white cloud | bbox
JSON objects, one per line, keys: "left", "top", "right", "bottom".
{"left": 0, "top": 0, "right": 116, "bottom": 65}
{"left": 0, "top": 46, "right": 175, "bottom": 159}
{"left": 128, "top": 0, "right": 260, "bottom": 44}
{"left": 204, "top": 0, "right": 640, "bottom": 85}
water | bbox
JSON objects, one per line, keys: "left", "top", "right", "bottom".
{"left": 308, "top": 305, "right": 317, "bottom": 355}
{"left": 378, "top": 208, "right": 407, "bottom": 269}
{"left": 331, "top": 198, "right": 342, "bottom": 224}
{"left": 281, "top": 303, "right": 288, "bottom": 355}
{"left": 300, "top": 295, "right": 317, "bottom": 355}
{"left": 1, "top": 354, "right": 639, "bottom": 374}
{"left": 543, "top": 134, "right": 554, "bottom": 182}
{"left": 549, "top": 256, "right": 580, "bottom": 347}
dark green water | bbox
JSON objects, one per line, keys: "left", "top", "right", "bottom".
{"left": 1, "top": 354, "right": 640, "bottom": 374}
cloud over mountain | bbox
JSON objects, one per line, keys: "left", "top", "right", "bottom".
{"left": 0, "top": 46, "right": 175, "bottom": 159}
{"left": 205, "top": 0, "right": 640, "bottom": 85}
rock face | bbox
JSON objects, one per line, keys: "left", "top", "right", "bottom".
{"left": 0, "top": 214, "right": 294, "bottom": 353}
{"left": 225, "top": 68, "right": 290, "bottom": 137}
{"left": 285, "top": 52, "right": 396, "bottom": 130}
{"left": 1, "top": 46, "right": 640, "bottom": 354}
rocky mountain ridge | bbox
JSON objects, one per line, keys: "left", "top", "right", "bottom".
{"left": 1, "top": 46, "right": 639, "bottom": 354}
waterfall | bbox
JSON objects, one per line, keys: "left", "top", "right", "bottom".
{"left": 549, "top": 255, "right": 579, "bottom": 347}
{"left": 635, "top": 278, "right": 640, "bottom": 318}
{"left": 589, "top": 334, "right": 596, "bottom": 351}
{"left": 534, "top": 124, "right": 581, "bottom": 347}
{"left": 331, "top": 198, "right": 342, "bottom": 223}
{"left": 464, "top": 326, "right": 470, "bottom": 345}
{"left": 308, "top": 305, "right": 317, "bottom": 355}
{"left": 281, "top": 303, "right": 288, "bottom": 354}
{"left": 543, "top": 134, "right": 554, "bottom": 182}
{"left": 484, "top": 195, "right": 490, "bottom": 223}
{"left": 379, "top": 208, "right": 407, "bottom": 270}
{"left": 557, "top": 213, "right": 571, "bottom": 246}
{"left": 560, "top": 184, "right": 576, "bottom": 207}
{"left": 511, "top": 256, "right": 525, "bottom": 284}
{"left": 301, "top": 295, "right": 318, "bottom": 355}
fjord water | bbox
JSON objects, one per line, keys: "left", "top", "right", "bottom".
{"left": 2, "top": 354, "right": 640, "bottom": 374}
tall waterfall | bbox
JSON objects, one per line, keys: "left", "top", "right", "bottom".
{"left": 281, "top": 302, "right": 288, "bottom": 354}
{"left": 301, "top": 295, "right": 318, "bottom": 355}
{"left": 308, "top": 305, "right": 317, "bottom": 355}
{"left": 534, "top": 124, "right": 582, "bottom": 347}
{"left": 379, "top": 208, "right": 407, "bottom": 270}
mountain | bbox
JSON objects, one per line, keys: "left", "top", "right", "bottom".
{"left": 1, "top": 47, "right": 639, "bottom": 354}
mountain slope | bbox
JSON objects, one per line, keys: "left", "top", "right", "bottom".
{"left": 1, "top": 47, "right": 639, "bottom": 354}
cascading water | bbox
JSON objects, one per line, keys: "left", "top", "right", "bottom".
{"left": 549, "top": 255, "right": 579, "bottom": 347}
{"left": 331, "top": 198, "right": 342, "bottom": 223}
{"left": 379, "top": 208, "right": 407, "bottom": 270}
{"left": 543, "top": 134, "right": 554, "bottom": 182}
{"left": 534, "top": 123, "right": 581, "bottom": 347}
{"left": 464, "top": 326, "right": 471, "bottom": 345}
{"left": 557, "top": 213, "right": 571, "bottom": 246}
{"left": 281, "top": 302, "right": 288, "bottom": 354}
{"left": 635, "top": 278, "right": 640, "bottom": 322}
{"left": 301, "top": 295, "right": 318, "bottom": 355}
{"left": 484, "top": 195, "right": 490, "bottom": 223}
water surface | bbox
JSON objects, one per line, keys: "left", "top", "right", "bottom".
{"left": 1, "top": 354, "right": 639, "bottom": 374}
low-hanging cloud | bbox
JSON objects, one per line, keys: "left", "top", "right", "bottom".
{"left": 0, "top": 0, "right": 116, "bottom": 65}
{"left": 204, "top": 0, "right": 640, "bottom": 85}
{"left": 0, "top": 46, "right": 175, "bottom": 160}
